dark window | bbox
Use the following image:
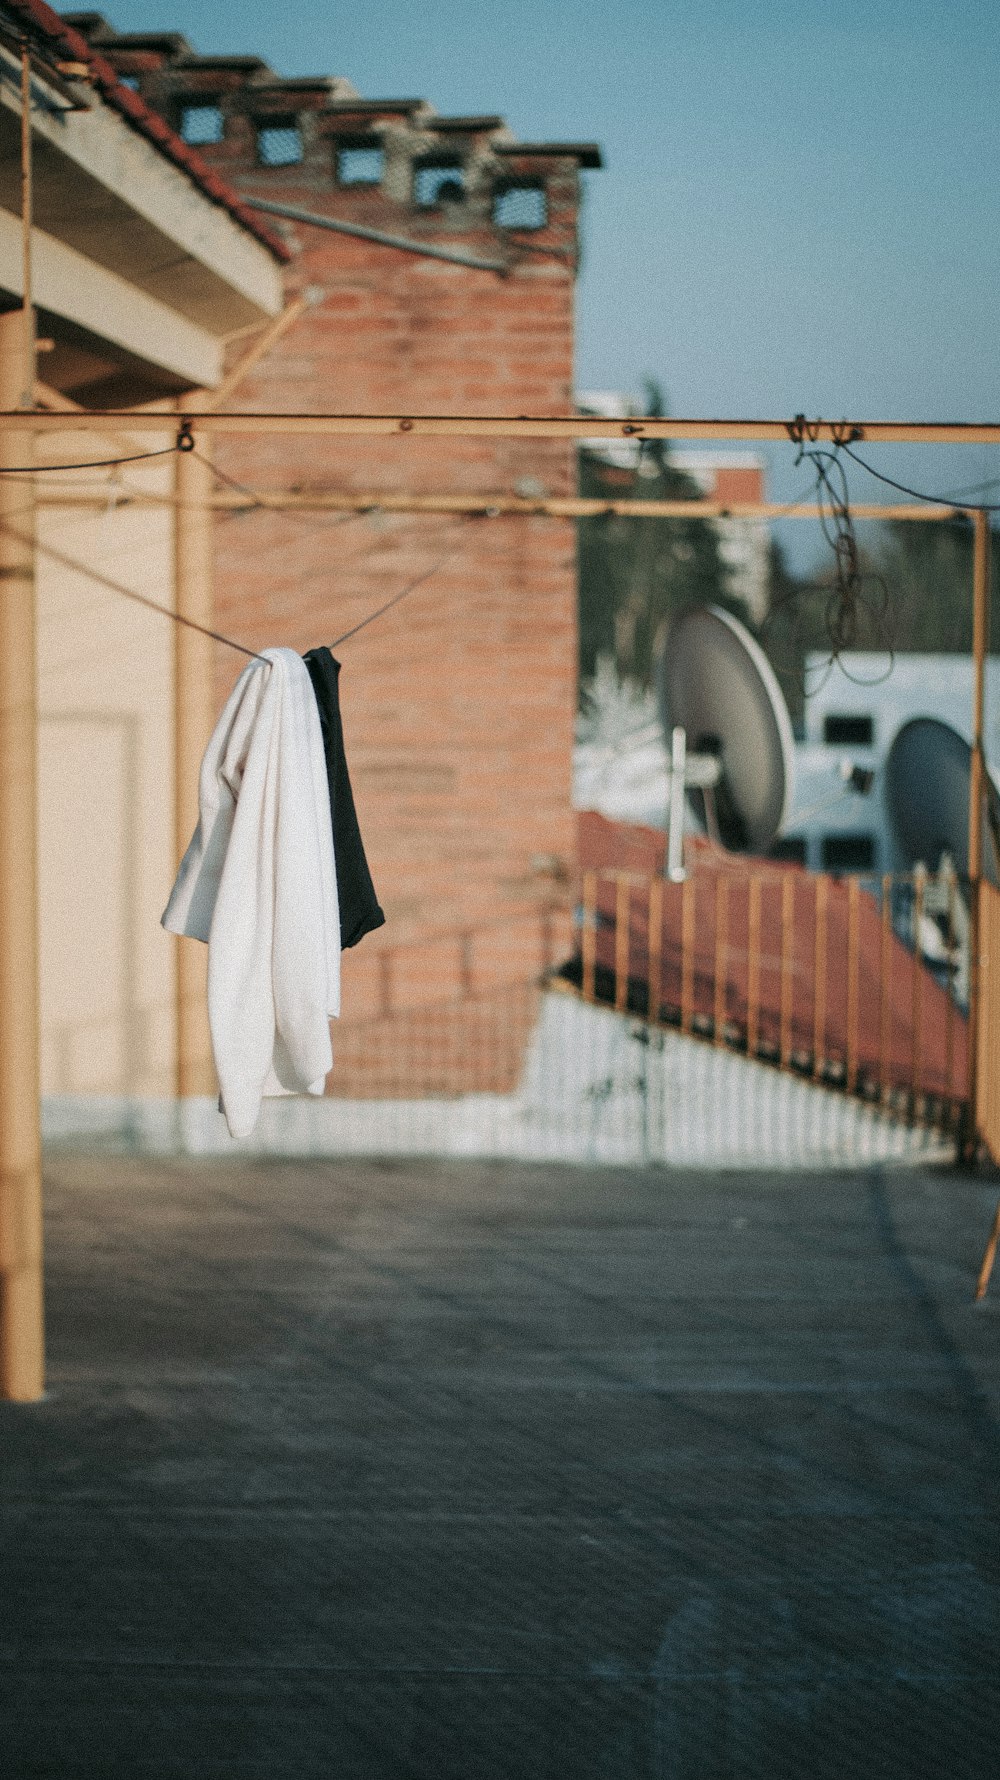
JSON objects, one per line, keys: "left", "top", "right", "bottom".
{"left": 493, "top": 183, "right": 547, "bottom": 229}
{"left": 257, "top": 123, "right": 303, "bottom": 166}
{"left": 336, "top": 142, "right": 384, "bottom": 185}
{"left": 414, "top": 160, "right": 465, "bottom": 206}
{"left": 823, "top": 713, "right": 874, "bottom": 746}
{"left": 180, "top": 104, "right": 223, "bottom": 145}
{"left": 118, "top": 74, "right": 140, "bottom": 92}
{"left": 822, "top": 833, "right": 875, "bottom": 873}
{"left": 769, "top": 836, "right": 807, "bottom": 865}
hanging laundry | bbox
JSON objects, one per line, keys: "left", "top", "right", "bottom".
{"left": 162, "top": 647, "right": 340, "bottom": 1140}
{"left": 302, "top": 646, "right": 385, "bottom": 948}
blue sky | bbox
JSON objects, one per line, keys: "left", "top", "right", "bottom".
{"left": 98, "top": 0, "right": 1000, "bottom": 560}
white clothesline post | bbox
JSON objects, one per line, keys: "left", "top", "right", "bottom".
{"left": 667, "top": 727, "right": 688, "bottom": 883}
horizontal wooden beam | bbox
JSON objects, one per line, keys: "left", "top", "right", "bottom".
{"left": 30, "top": 489, "right": 963, "bottom": 521}
{"left": 7, "top": 411, "right": 1000, "bottom": 444}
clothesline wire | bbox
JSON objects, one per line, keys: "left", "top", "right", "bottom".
{"left": 0, "top": 513, "right": 268, "bottom": 661}
{"left": 8, "top": 424, "right": 993, "bottom": 671}
{"left": 192, "top": 448, "right": 493, "bottom": 599}
{"left": 189, "top": 445, "right": 491, "bottom": 597}
{"left": 200, "top": 443, "right": 383, "bottom": 570}
{"left": 329, "top": 515, "right": 479, "bottom": 647}
{"left": 0, "top": 444, "right": 181, "bottom": 475}
{"left": 838, "top": 442, "right": 1000, "bottom": 514}
{"left": 191, "top": 445, "right": 364, "bottom": 537}
{"left": 236, "top": 504, "right": 467, "bottom": 583}
{"left": 936, "top": 473, "right": 1000, "bottom": 503}
{"left": 0, "top": 438, "right": 477, "bottom": 661}
{"left": 0, "top": 505, "right": 480, "bottom": 664}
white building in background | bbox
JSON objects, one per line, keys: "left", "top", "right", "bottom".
{"left": 670, "top": 451, "right": 770, "bottom": 627}
{"left": 573, "top": 658, "right": 670, "bottom": 829}
{"left": 573, "top": 649, "right": 999, "bottom": 881}
{"left": 783, "top": 653, "right": 1000, "bottom": 875}
{"left": 576, "top": 392, "right": 772, "bottom": 624}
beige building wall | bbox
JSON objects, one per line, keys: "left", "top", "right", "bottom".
{"left": 35, "top": 424, "right": 178, "bottom": 1099}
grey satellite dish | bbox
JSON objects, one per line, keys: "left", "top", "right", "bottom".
{"left": 885, "top": 717, "right": 1000, "bottom": 887}
{"left": 657, "top": 604, "right": 795, "bottom": 854}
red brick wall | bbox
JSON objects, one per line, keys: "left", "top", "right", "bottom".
{"left": 74, "top": 26, "right": 593, "bottom": 1092}
{"left": 205, "top": 130, "right": 581, "bottom": 1090}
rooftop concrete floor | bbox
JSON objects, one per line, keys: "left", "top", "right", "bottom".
{"left": 2, "top": 1152, "right": 999, "bottom": 1779}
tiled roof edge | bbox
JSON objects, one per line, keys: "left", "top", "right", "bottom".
{"left": 495, "top": 141, "right": 603, "bottom": 168}
{"left": 6, "top": 1, "right": 291, "bottom": 260}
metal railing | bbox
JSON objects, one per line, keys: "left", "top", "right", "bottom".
{"left": 560, "top": 863, "right": 970, "bottom": 1131}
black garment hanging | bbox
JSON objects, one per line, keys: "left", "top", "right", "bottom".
{"left": 302, "top": 647, "right": 386, "bottom": 949}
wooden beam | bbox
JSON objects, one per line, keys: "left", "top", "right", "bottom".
{"left": 0, "top": 311, "right": 44, "bottom": 1402}
{"left": 205, "top": 295, "right": 307, "bottom": 411}
{"left": 5, "top": 411, "right": 1000, "bottom": 444}
{"left": 28, "top": 490, "right": 968, "bottom": 523}
{"left": 966, "top": 510, "right": 992, "bottom": 1160}
{"left": 172, "top": 413, "right": 217, "bottom": 1100}
{"left": 19, "top": 39, "right": 35, "bottom": 412}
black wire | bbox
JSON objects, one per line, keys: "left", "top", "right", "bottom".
{"left": 938, "top": 473, "right": 1000, "bottom": 502}
{"left": 193, "top": 443, "right": 332, "bottom": 515}
{"left": 190, "top": 445, "right": 286, "bottom": 509}
{"left": 192, "top": 445, "right": 371, "bottom": 557}
{"left": 331, "top": 515, "right": 480, "bottom": 647}
{"left": 193, "top": 445, "right": 488, "bottom": 609}
{"left": 204, "top": 457, "right": 474, "bottom": 647}
{"left": 782, "top": 435, "right": 896, "bottom": 685}
{"left": 0, "top": 514, "right": 267, "bottom": 661}
{"left": 840, "top": 443, "right": 1000, "bottom": 513}
{"left": 2, "top": 458, "right": 479, "bottom": 657}
{"left": 0, "top": 444, "right": 180, "bottom": 474}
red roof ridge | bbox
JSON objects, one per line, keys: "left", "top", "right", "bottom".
{"left": 5, "top": 0, "right": 291, "bottom": 261}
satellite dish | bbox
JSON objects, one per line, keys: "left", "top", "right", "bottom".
{"left": 885, "top": 717, "right": 1000, "bottom": 887}
{"left": 657, "top": 604, "right": 795, "bottom": 853}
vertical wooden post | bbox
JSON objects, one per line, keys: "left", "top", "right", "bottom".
{"left": 713, "top": 876, "right": 728, "bottom": 1046}
{"left": 747, "top": 875, "right": 761, "bottom": 1060}
{"left": 647, "top": 876, "right": 663, "bottom": 1023}
{"left": 880, "top": 874, "right": 893, "bottom": 1102}
{"left": 945, "top": 869, "right": 956, "bottom": 1110}
{"left": 965, "top": 509, "right": 991, "bottom": 1156}
{"left": 173, "top": 415, "right": 216, "bottom": 1098}
{"left": 975, "top": 1198, "right": 1000, "bottom": 1301}
{"left": 19, "top": 41, "right": 34, "bottom": 412}
{"left": 614, "top": 875, "right": 630, "bottom": 1013}
{"left": 911, "top": 866, "right": 926, "bottom": 1117}
{"left": 968, "top": 511, "right": 989, "bottom": 892}
{"left": 846, "top": 875, "right": 860, "bottom": 1092}
{"left": 813, "top": 874, "right": 828, "bottom": 1079}
{"left": 681, "top": 877, "right": 695, "bottom": 1033}
{"left": 779, "top": 874, "right": 794, "bottom": 1067}
{"left": 0, "top": 311, "right": 43, "bottom": 1401}
{"left": 581, "top": 870, "right": 597, "bottom": 1002}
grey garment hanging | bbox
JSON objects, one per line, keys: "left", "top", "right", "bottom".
{"left": 302, "top": 647, "right": 386, "bottom": 949}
